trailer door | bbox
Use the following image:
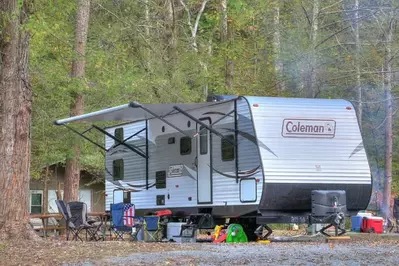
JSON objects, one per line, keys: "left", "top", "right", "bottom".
{"left": 197, "top": 118, "right": 212, "bottom": 204}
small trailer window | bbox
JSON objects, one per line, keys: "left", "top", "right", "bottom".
{"left": 156, "top": 195, "right": 165, "bottom": 205}
{"left": 200, "top": 126, "right": 208, "bottom": 155}
{"left": 221, "top": 135, "right": 235, "bottom": 161}
{"left": 180, "top": 137, "right": 192, "bottom": 155}
{"left": 113, "top": 159, "right": 124, "bottom": 180}
{"left": 156, "top": 171, "right": 166, "bottom": 189}
{"left": 123, "top": 191, "right": 131, "bottom": 204}
{"left": 114, "top": 127, "right": 124, "bottom": 144}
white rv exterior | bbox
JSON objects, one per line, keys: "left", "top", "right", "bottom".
{"left": 100, "top": 96, "right": 372, "bottom": 217}
{"left": 105, "top": 98, "right": 265, "bottom": 217}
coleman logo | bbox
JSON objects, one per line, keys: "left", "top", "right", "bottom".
{"left": 282, "top": 119, "right": 336, "bottom": 138}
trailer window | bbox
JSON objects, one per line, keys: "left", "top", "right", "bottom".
{"left": 113, "top": 159, "right": 124, "bottom": 180}
{"left": 156, "top": 195, "right": 165, "bottom": 205}
{"left": 199, "top": 126, "right": 208, "bottom": 155}
{"left": 221, "top": 135, "right": 235, "bottom": 161}
{"left": 180, "top": 137, "right": 192, "bottom": 155}
{"left": 114, "top": 127, "right": 124, "bottom": 144}
{"left": 156, "top": 171, "right": 166, "bottom": 189}
{"left": 123, "top": 191, "right": 131, "bottom": 204}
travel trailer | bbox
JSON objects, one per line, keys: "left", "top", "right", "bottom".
{"left": 55, "top": 95, "right": 372, "bottom": 238}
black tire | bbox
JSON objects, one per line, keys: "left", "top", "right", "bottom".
{"left": 240, "top": 218, "right": 258, "bottom": 242}
{"left": 368, "top": 227, "right": 375, "bottom": 233}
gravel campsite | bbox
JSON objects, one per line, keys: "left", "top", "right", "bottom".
{"left": 1, "top": 234, "right": 399, "bottom": 266}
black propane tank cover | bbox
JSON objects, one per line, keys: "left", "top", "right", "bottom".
{"left": 311, "top": 190, "right": 348, "bottom": 217}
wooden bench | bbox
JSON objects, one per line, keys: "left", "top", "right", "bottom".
{"left": 33, "top": 226, "right": 67, "bottom": 238}
{"left": 36, "top": 226, "right": 66, "bottom": 231}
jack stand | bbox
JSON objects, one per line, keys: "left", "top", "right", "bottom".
{"left": 319, "top": 223, "right": 346, "bottom": 237}
{"left": 319, "top": 212, "right": 346, "bottom": 237}
{"left": 254, "top": 224, "right": 273, "bottom": 240}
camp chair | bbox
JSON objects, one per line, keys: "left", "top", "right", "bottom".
{"left": 391, "top": 199, "right": 399, "bottom": 233}
{"left": 143, "top": 216, "right": 165, "bottom": 242}
{"left": 109, "top": 203, "right": 143, "bottom": 241}
{"left": 55, "top": 200, "right": 74, "bottom": 240}
{"left": 388, "top": 218, "right": 399, "bottom": 233}
{"left": 66, "top": 201, "right": 101, "bottom": 241}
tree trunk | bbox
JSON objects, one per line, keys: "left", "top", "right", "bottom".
{"left": 0, "top": 0, "right": 36, "bottom": 240}
{"left": 354, "top": 0, "right": 362, "bottom": 125}
{"left": 57, "top": 181, "right": 62, "bottom": 200}
{"left": 42, "top": 166, "right": 50, "bottom": 214}
{"left": 308, "top": 0, "right": 319, "bottom": 98}
{"left": 165, "top": 0, "right": 177, "bottom": 63}
{"left": 221, "top": 0, "right": 233, "bottom": 90}
{"left": 382, "top": 10, "right": 394, "bottom": 224}
{"left": 144, "top": 0, "right": 150, "bottom": 37}
{"left": 64, "top": 0, "right": 90, "bottom": 203}
{"left": 273, "top": 3, "right": 284, "bottom": 93}
{"left": 179, "top": 0, "right": 209, "bottom": 99}
{"left": 144, "top": 0, "right": 151, "bottom": 71}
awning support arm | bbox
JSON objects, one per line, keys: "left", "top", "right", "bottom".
{"left": 173, "top": 106, "right": 236, "bottom": 146}
{"left": 63, "top": 124, "right": 107, "bottom": 152}
{"left": 234, "top": 100, "right": 239, "bottom": 184}
{"left": 130, "top": 102, "right": 190, "bottom": 137}
{"left": 197, "top": 110, "right": 235, "bottom": 135}
{"left": 211, "top": 110, "right": 234, "bottom": 127}
{"left": 145, "top": 120, "right": 149, "bottom": 190}
{"left": 114, "top": 127, "right": 146, "bottom": 149}
{"left": 81, "top": 127, "right": 94, "bottom": 135}
{"left": 92, "top": 125, "right": 148, "bottom": 158}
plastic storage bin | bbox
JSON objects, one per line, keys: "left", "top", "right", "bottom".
{"left": 361, "top": 216, "right": 384, "bottom": 234}
{"left": 351, "top": 216, "right": 363, "bottom": 232}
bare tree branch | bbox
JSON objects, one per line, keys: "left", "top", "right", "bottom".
{"left": 179, "top": 0, "right": 208, "bottom": 52}
{"left": 301, "top": 2, "right": 312, "bottom": 26}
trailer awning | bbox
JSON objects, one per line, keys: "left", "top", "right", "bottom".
{"left": 54, "top": 97, "right": 240, "bottom": 186}
{"left": 54, "top": 99, "right": 237, "bottom": 125}
{"left": 53, "top": 98, "right": 238, "bottom": 159}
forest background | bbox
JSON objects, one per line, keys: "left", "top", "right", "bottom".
{"left": 11, "top": 0, "right": 399, "bottom": 218}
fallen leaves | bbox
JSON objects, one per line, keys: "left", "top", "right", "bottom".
{"left": 0, "top": 239, "right": 196, "bottom": 266}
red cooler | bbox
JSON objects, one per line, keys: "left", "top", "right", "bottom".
{"left": 361, "top": 217, "right": 384, "bottom": 234}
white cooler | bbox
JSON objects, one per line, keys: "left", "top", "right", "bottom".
{"left": 166, "top": 222, "right": 186, "bottom": 242}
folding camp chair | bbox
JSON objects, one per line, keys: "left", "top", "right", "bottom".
{"left": 110, "top": 203, "right": 143, "bottom": 241}
{"left": 55, "top": 200, "right": 75, "bottom": 240}
{"left": 388, "top": 218, "right": 399, "bottom": 233}
{"left": 66, "top": 201, "right": 102, "bottom": 241}
{"left": 143, "top": 216, "right": 165, "bottom": 242}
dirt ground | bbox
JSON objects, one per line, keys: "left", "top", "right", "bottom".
{"left": 1, "top": 234, "right": 399, "bottom": 266}
{"left": 0, "top": 240, "right": 195, "bottom": 266}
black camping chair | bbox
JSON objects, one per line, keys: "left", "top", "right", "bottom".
{"left": 55, "top": 200, "right": 75, "bottom": 240}
{"left": 389, "top": 198, "right": 399, "bottom": 233}
{"left": 66, "top": 201, "right": 101, "bottom": 241}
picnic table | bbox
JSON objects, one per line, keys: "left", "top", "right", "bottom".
{"left": 30, "top": 212, "right": 110, "bottom": 240}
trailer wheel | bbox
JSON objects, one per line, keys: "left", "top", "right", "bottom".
{"left": 368, "top": 228, "right": 375, "bottom": 233}
{"left": 240, "top": 218, "right": 258, "bottom": 241}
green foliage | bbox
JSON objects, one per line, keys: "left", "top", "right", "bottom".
{"left": 27, "top": 0, "right": 399, "bottom": 200}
